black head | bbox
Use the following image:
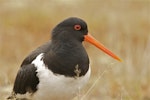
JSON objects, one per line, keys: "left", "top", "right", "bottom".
{"left": 51, "top": 17, "right": 121, "bottom": 62}
{"left": 52, "top": 17, "right": 88, "bottom": 42}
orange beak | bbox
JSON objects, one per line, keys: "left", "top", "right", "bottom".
{"left": 84, "top": 34, "right": 122, "bottom": 62}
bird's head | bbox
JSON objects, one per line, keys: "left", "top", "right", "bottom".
{"left": 51, "top": 17, "right": 122, "bottom": 62}
{"left": 52, "top": 17, "right": 88, "bottom": 42}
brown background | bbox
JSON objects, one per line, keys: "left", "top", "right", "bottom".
{"left": 0, "top": 0, "right": 150, "bottom": 100}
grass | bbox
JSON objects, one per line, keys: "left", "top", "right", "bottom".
{"left": 0, "top": 0, "right": 150, "bottom": 100}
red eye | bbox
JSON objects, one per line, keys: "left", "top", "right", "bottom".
{"left": 74, "top": 24, "right": 81, "bottom": 31}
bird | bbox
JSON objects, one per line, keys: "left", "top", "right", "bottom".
{"left": 8, "top": 17, "right": 121, "bottom": 100}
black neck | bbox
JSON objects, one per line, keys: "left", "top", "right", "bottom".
{"left": 43, "top": 40, "right": 89, "bottom": 77}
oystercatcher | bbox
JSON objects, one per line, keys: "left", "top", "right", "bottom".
{"left": 8, "top": 17, "right": 121, "bottom": 100}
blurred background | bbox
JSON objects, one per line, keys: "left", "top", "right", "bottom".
{"left": 0, "top": 0, "right": 150, "bottom": 100}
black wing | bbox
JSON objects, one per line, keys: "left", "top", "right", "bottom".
{"left": 13, "top": 64, "right": 39, "bottom": 94}
{"left": 13, "top": 41, "right": 51, "bottom": 94}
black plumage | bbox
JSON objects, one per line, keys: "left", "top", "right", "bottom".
{"left": 9, "top": 17, "right": 90, "bottom": 98}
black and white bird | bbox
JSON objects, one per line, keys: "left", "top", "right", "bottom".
{"left": 8, "top": 17, "right": 121, "bottom": 100}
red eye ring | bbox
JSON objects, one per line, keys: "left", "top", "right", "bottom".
{"left": 74, "top": 24, "right": 81, "bottom": 31}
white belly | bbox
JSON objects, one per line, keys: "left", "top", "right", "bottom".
{"left": 32, "top": 53, "right": 91, "bottom": 100}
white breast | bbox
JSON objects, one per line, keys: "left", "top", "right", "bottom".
{"left": 31, "top": 53, "right": 91, "bottom": 100}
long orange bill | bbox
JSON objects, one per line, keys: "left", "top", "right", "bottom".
{"left": 84, "top": 34, "right": 122, "bottom": 62}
